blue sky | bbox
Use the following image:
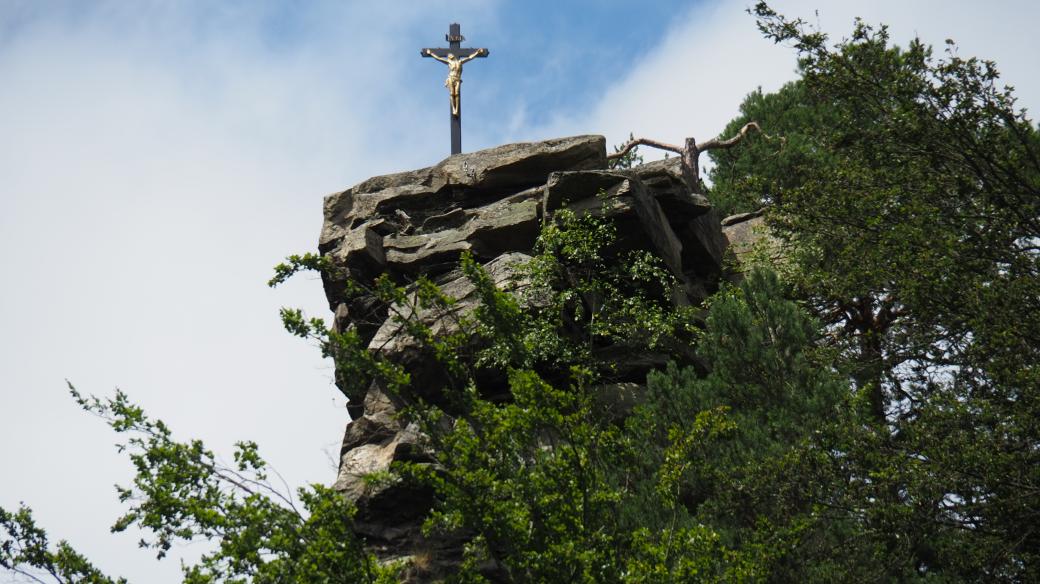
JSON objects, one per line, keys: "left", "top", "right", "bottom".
{"left": 1, "top": 1, "right": 1038, "bottom": 582}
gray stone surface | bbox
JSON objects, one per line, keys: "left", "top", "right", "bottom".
{"left": 544, "top": 169, "right": 630, "bottom": 211}
{"left": 437, "top": 135, "right": 606, "bottom": 191}
{"left": 681, "top": 209, "right": 728, "bottom": 278}
{"left": 624, "top": 157, "right": 711, "bottom": 221}
{"left": 313, "top": 135, "right": 750, "bottom": 575}
{"left": 327, "top": 221, "right": 386, "bottom": 272}
{"left": 627, "top": 176, "right": 685, "bottom": 278}
{"left": 320, "top": 135, "right": 605, "bottom": 285}
{"left": 721, "top": 208, "right": 764, "bottom": 227}
{"left": 722, "top": 213, "right": 780, "bottom": 270}
{"left": 334, "top": 382, "right": 423, "bottom": 498}
{"left": 368, "top": 252, "right": 531, "bottom": 358}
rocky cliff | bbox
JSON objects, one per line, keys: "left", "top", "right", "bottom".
{"left": 316, "top": 135, "right": 765, "bottom": 573}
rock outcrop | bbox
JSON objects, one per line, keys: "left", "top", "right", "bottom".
{"left": 316, "top": 135, "right": 753, "bottom": 574}
{"left": 721, "top": 209, "right": 781, "bottom": 272}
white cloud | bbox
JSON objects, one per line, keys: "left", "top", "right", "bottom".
{"left": 539, "top": 0, "right": 1040, "bottom": 156}
{"left": 0, "top": 2, "right": 494, "bottom": 581}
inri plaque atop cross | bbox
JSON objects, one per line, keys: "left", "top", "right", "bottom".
{"left": 421, "top": 23, "right": 489, "bottom": 155}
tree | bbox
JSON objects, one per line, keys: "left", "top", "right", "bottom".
{"left": 631, "top": 269, "right": 859, "bottom": 581}
{"left": 706, "top": 80, "right": 839, "bottom": 217}
{"left": 274, "top": 206, "right": 872, "bottom": 582}
{"left": 735, "top": 3, "right": 1040, "bottom": 579}
{"left": 751, "top": 2, "right": 1040, "bottom": 407}
{"left": 1, "top": 387, "right": 398, "bottom": 583}
{"left": 276, "top": 209, "right": 760, "bottom": 581}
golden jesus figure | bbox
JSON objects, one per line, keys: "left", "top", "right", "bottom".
{"left": 423, "top": 48, "right": 488, "bottom": 116}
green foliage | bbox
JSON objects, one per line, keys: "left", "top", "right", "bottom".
{"left": 330, "top": 238, "right": 850, "bottom": 581}
{"left": 404, "top": 365, "right": 768, "bottom": 582}
{"left": 268, "top": 253, "right": 335, "bottom": 288}
{"left": 707, "top": 80, "right": 839, "bottom": 216}
{"left": 608, "top": 133, "right": 645, "bottom": 170}
{"left": 741, "top": 3, "right": 1040, "bottom": 579}
{"left": 753, "top": 3, "right": 1040, "bottom": 394}
{"left": 276, "top": 211, "right": 777, "bottom": 581}
{"left": 629, "top": 269, "right": 848, "bottom": 580}
{"left": 413, "top": 370, "right": 628, "bottom": 582}
{"left": 0, "top": 504, "right": 125, "bottom": 584}
{"left": 515, "top": 209, "right": 699, "bottom": 372}
{"left": 1, "top": 385, "right": 398, "bottom": 583}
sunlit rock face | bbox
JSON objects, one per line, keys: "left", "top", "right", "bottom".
{"left": 317, "top": 135, "right": 743, "bottom": 578}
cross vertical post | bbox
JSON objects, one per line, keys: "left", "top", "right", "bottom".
{"left": 421, "top": 23, "right": 489, "bottom": 155}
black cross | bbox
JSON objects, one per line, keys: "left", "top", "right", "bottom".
{"left": 421, "top": 23, "right": 489, "bottom": 155}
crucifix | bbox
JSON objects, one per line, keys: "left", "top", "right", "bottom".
{"left": 421, "top": 23, "right": 489, "bottom": 155}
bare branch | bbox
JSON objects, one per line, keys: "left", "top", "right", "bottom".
{"left": 605, "top": 137, "right": 683, "bottom": 161}
{"left": 9, "top": 565, "right": 57, "bottom": 584}
{"left": 605, "top": 122, "right": 775, "bottom": 161}
{"left": 696, "top": 122, "right": 775, "bottom": 151}
{"left": 603, "top": 123, "right": 777, "bottom": 193}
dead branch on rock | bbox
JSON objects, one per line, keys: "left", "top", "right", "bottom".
{"left": 608, "top": 137, "right": 685, "bottom": 160}
{"left": 607, "top": 122, "right": 776, "bottom": 193}
{"left": 695, "top": 121, "right": 774, "bottom": 151}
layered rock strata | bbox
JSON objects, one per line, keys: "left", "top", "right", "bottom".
{"left": 316, "top": 135, "right": 764, "bottom": 571}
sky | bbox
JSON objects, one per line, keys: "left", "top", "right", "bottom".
{"left": 1, "top": 1, "right": 1037, "bottom": 581}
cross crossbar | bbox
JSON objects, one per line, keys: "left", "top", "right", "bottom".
{"left": 421, "top": 47, "right": 486, "bottom": 59}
